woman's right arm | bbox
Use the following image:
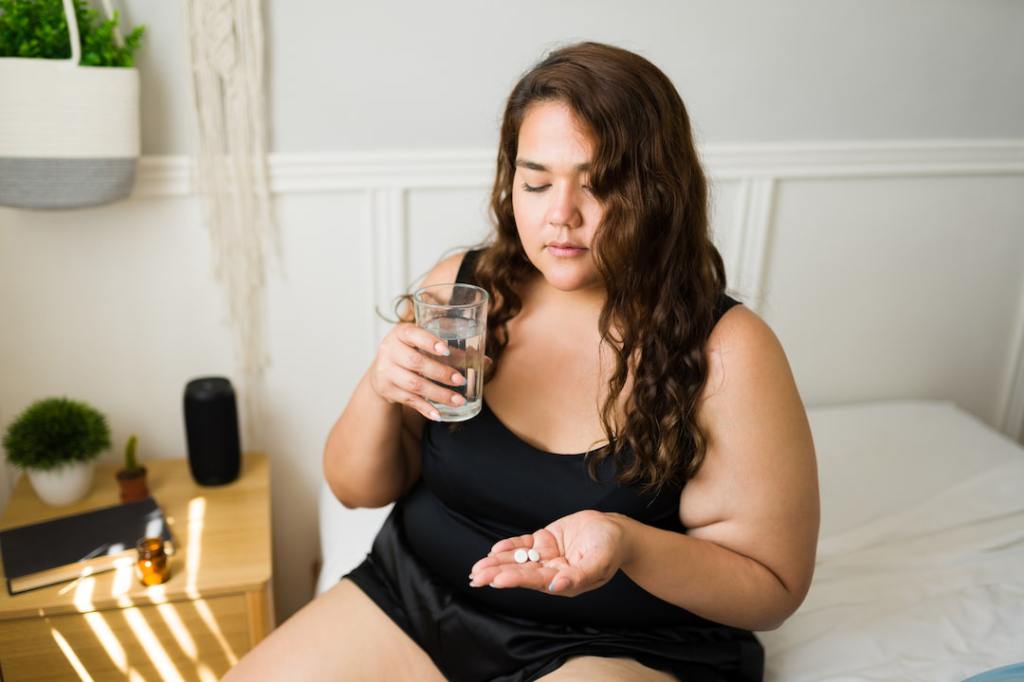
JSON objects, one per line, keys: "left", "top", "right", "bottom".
{"left": 323, "top": 252, "right": 466, "bottom": 508}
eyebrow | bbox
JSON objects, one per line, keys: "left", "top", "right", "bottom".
{"left": 515, "top": 159, "right": 592, "bottom": 172}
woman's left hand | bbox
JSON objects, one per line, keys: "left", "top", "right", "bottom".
{"left": 469, "top": 510, "right": 632, "bottom": 597}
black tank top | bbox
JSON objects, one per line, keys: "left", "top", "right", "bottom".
{"left": 400, "top": 249, "right": 741, "bottom": 628}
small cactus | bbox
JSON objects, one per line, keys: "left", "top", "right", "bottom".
{"left": 124, "top": 434, "right": 140, "bottom": 472}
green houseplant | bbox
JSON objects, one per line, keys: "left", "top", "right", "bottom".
{"left": 0, "top": 0, "right": 146, "bottom": 209}
{"left": 0, "top": 0, "right": 145, "bottom": 65}
{"left": 115, "top": 433, "right": 149, "bottom": 502}
{"left": 2, "top": 397, "right": 111, "bottom": 506}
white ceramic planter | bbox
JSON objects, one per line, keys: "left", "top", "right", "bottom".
{"left": 0, "top": 0, "right": 140, "bottom": 209}
{"left": 27, "top": 460, "right": 95, "bottom": 506}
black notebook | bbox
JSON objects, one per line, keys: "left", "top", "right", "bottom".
{"left": 0, "top": 497, "right": 173, "bottom": 595}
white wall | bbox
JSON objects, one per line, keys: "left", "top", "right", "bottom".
{"left": 127, "top": 0, "right": 1024, "bottom": 154}
{"left": 2, "top": 0, "right": 1023, "bottom": 625}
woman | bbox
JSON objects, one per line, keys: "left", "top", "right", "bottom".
{"left": 226, "top": 41, "right": 819, "bottom": 681}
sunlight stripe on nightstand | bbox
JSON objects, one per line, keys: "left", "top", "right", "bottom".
{"left": 111, "top": 558, "right": 135, "bottom": 599}
{"left": 192, "top": 598, "right": 240, "bottom": 665}
{"left": 72, "top": 575, "right": 95, "bottom": 613}
{"left": 50, "top": 626, "right": 95, "bottom": 682}
{"left": 154, "top": 599, "right": 199, "bottom": 659}
{"left": 83, "top": 611, "right": 128, "bottom": 672}
{"left": 122, "top": 607, "right": 186, "bottom": 682}
{"left": 186, "top": 497, "right": 206, "bottom": 597}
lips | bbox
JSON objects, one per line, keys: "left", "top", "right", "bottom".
{"left": 546, "top": 243, "right": 587, "bottom": 257}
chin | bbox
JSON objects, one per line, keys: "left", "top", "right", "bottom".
{"left": 523, "top": 247, "right": 601, "bottom": 291}
{"left": 538, "top": 264, "right": 601, "bottom": 292}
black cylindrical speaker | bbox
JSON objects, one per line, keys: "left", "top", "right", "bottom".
{"left": 184, "top": 377, "right": 241, "bottom": 486}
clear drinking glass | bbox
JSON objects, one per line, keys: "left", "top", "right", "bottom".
{"left": 413, "top": 283, "right": 489, "bottom": 421}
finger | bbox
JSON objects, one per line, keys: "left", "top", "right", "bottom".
{"left": 489, "top": 534, "right": 534, "bottom": 555}
{"left": 472, "top": 550, "right": 568, "bottom": 575}
{"left": 547, "top": 565, "right": 599, "bottom": 596}
{"left": 393, "top": 367, "right": 466, "bottom": 409}
{"left": 392, "top": 389, "right": 443, "bottom": 422}
{"left": 469, "top": 555, "right": 502, "bottom": 575}
{"left": 395, "top": 344, "right": 467, "bottom": 388}
{"left": 546, "top": 573, "right": 573, "bottom": 594}
{"left": 530, "top": 528, "right": 560, "bottom": 555}
{"left": 397, "top": 322, "right": 453, "bottom": 359}
{"left": 484, "top": 564, "right": 558, "bottom": 591}
{"left": 482, "top": 546, "right": 554, "bottom": 571}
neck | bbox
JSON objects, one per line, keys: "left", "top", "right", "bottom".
{"left": 527, "top": 274, "right": 606, "bottom": 317}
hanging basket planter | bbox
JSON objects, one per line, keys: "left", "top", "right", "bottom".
{"left": 0, "top": 0, "right": 141, "bottom": 210}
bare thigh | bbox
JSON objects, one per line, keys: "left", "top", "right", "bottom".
{"left": 535, "top": 655, "right": 678, "bottom": 682}
{"left": 222, "top": 578, "right": 445, "bottom": 682}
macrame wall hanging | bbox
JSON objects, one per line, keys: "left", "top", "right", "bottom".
{"left": 182, "top": 0, "right": 278, "bottom": 444}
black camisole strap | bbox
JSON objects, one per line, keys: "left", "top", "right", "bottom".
{"left": 714, "top": 292, "right": 741, "bottom": 324}
{"left": 455, "top": 249, "right": 484, "bottom": 287}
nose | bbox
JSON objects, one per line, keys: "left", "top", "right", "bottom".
{"left": 546, "top": 182, "right": 583, "bottom": 229}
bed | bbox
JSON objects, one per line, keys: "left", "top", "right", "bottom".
{"left": 317, "top": 399, "right": 1024, "bottom": 680}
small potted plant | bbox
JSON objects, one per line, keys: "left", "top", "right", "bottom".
{"left": 116, "top": 434, "right": 149, "bottom": 502}
{"left": 2, "top": 397, "right": 111, "bottom": 506}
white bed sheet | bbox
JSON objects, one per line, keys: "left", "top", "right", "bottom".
{"left": 317, "top": 399, "right": 1024, "bottom": 679}
{"left": 762, "top": 400, "right": 1024, "bottom": 681}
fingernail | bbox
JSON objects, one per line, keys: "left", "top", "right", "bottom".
{"left": 430, "top": 410, "right": 441, "bottom": 421}
{"left": 489, "top": 583, "right": 501, "bottom": 589}
{"left": 434, "top": 342, "right": 449, "bottom": 356}
{"left": 451, "top": 372, "right": 465, "bottom": 386}
{"left": 451, "top": 394, "right": 465, "bottom": 406}
{"left": 547, "top": 579, "right": 558, "bottom": 592}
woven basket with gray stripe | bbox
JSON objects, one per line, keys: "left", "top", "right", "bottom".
{"left": 0, "top": 0, "right": 139, "bottom": 210}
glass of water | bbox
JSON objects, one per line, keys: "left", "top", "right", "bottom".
{"left": 413, "top": 283, "right": 489, "bottom": 421}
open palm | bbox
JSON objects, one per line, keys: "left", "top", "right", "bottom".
{"left": 469, "top": 510, "right": 628, "bottom": 597}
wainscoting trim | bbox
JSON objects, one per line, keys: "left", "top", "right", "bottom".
{"left": 133, "top": 140, "right": 1024, "bottom": 197}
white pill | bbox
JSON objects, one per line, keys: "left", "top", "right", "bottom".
{"left": 513, "top": 549, "right": 528, "bottom": 564}
{"left": 527, "top": 549, "right": 541, "bottom": 562}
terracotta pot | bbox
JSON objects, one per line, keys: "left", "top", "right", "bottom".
{"left": 116, "top": 467, "right": 149, "bottom": 503}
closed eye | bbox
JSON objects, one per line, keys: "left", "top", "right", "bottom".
{"left": 522, "top": 183, "right": 549, "bottom": 192}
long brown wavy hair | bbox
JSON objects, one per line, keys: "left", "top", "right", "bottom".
{"left": 473, "top": 41, "right": 731, "bottom": 495}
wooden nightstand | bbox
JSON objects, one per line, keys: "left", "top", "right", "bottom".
{"left": 0, "top": 453, "right": 273, "bottom": 680}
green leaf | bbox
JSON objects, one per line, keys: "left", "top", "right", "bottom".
{"left": 0, "top": 0, "right": 144, "bottom": 65}
{"left": 2, "top": 397, "right": 112, "bottom": 470}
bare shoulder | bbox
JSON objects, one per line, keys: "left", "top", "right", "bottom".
{"left": 702, "top": 303, "right": 788, "bottom": 401}
{"left": 682, "top": 303, "right": 820, "bottom": 608}
{"left": 694, "top": 302, "right": 814, "bottom": 490}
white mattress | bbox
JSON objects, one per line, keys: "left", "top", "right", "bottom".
{"left": 317, "top": 399, "right": 1024, "bottom": 679}
{"left": 762, "top": 400, "right": 1024, "bottom": 681}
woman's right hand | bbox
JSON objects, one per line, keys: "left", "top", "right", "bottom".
{"left": 369, "top": 322, "right": 466, "bottom": 421}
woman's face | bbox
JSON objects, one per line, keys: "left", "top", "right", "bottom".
{"left": 512, "top": 100, "right": 604, "bottom": 293}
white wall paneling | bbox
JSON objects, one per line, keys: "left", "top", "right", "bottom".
{"left": 1001, "top": 291, "right": 1024, "bottom": 443}
{"left": 369, "top": 188, "right": 408, "bottom": 346}
{"left": 728, "top": 178, "right": 777, "bottom": 312}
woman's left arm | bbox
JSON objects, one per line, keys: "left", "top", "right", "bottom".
{"left": 615, "top": 307, "right": 819, "bottom": 631}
